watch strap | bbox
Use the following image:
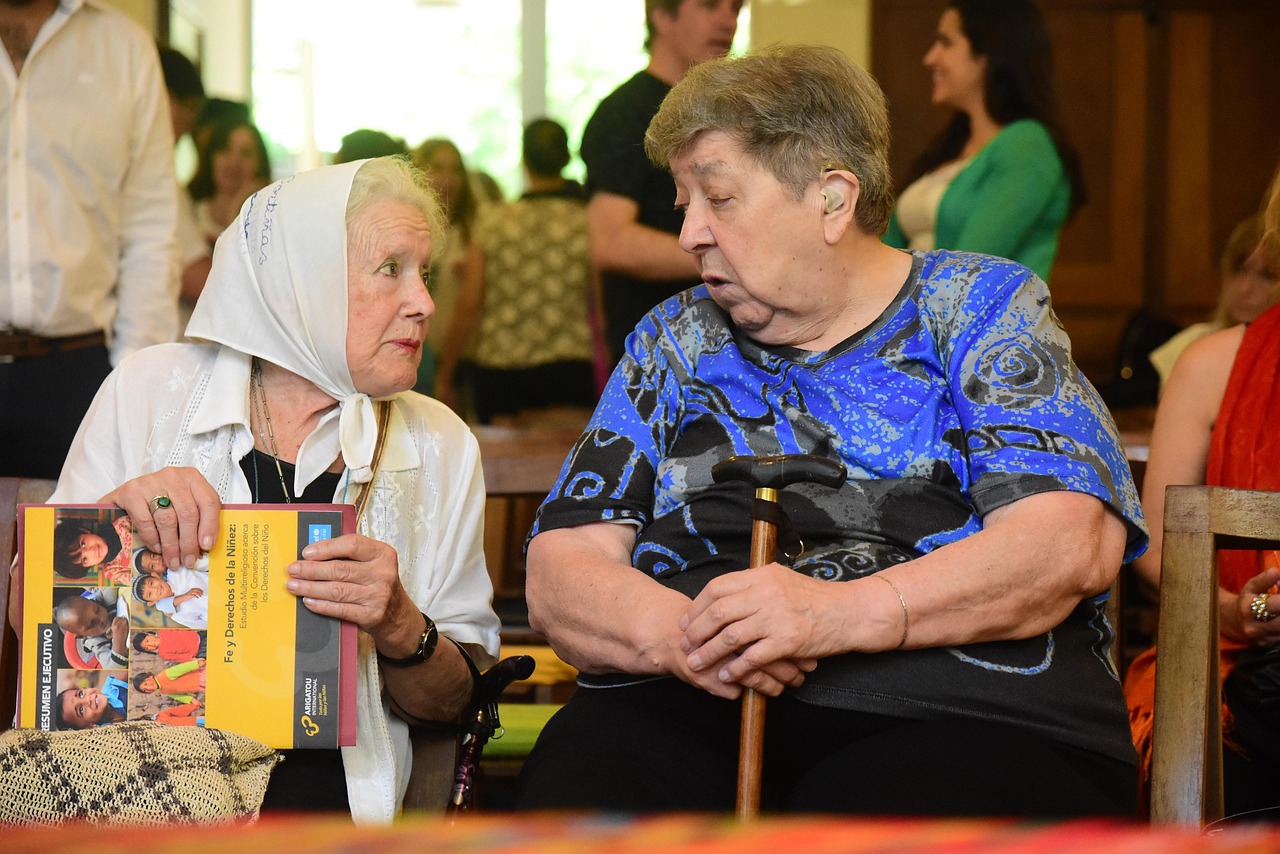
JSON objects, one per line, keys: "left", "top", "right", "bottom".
{"left": 377, "top": 612, "right": 438, "bottom": 667}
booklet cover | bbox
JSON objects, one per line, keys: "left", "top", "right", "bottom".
{"left": 17, "top": 504, "right": 357, "bottom": 749}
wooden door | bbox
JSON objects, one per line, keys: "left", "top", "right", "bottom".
{"left": 1156, "top": 3, "right": 1280, "bottom": 321}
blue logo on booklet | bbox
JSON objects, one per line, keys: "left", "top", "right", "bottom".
{"left": 308, "top": 524, "right": 333, "bottom": 543}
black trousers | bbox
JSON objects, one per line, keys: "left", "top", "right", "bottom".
{"left": 0, "top": 344, "right": 111, "bottom": 479}
{"left": 516, "top": 678, "right": 1138, "bottom": 818}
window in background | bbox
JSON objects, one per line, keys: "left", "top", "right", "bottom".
{"left": 541, "top": 0, "right": 653, "bottom": 184}
{"left": 543, "top": 1, "right": 750, "bottom": 185}
{"left": 252, "top": 0, "right": 748, "bottom": 199}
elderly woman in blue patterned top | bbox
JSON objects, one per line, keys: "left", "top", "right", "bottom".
{"left": 516, "top": 44, "right": 1145, "bottom": 818}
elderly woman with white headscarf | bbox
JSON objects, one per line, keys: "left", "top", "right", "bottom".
{"left": 16, "top": 157, "right": 500, "bottom": 822}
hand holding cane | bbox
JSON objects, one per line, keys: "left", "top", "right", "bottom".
{"left": 711, "top": 453, "right": 847, "bottom": 819}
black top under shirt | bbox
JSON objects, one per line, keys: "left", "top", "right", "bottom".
{"left": 239, "top": 449, "right": 350, "bottom": 814}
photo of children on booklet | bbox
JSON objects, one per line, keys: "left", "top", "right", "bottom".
{"left": 51, "top": 508, "right": 136, "bottom": 586}
{"left": 53, "top": 669, "right": 129, "bottom": 730}
{"left": 37, "top": 508, "right": 213, "bottom": 730}
{"left": 22, "top": 503, "right": 356, "bottom": 747}
{"left": 128, "top": 657, "right": 208, "bottom": 724}
{"left": 127, "top": 628, "right": 209, "bottom": 725}
{"left": 51, "top": 586, "right": 129, "bottom": 670}
{"left": 130, "top": 551, "right": 209, "bottom": 630}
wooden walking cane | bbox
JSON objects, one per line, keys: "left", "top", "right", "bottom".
{"left": 711, "top": 454, "right": 847, "bottom": 819}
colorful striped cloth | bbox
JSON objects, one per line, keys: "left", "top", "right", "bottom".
{"left": 9, "top": 814, "right": 1280, "bottom": 853}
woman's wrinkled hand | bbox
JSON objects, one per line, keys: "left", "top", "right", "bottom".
{"left": 657, "top": 618, "right": 813, "bottom": 700}
{"left": 677, "top": 564, "right": 827, "bottom": 696}
{"left": 285, "top": 533, "right": 414, "bottom": 637}
{"left": 1232, "top": 567, "right": 1280, "bottom": 647}
{"left": 102, "top": 467, "right": 222, "bottom": 571}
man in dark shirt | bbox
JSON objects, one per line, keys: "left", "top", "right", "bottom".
{"left": 580, "top": 0, "right": 743, "bottom": 364}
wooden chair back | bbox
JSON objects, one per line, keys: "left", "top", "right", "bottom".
{"left": 1105, "top": 445, "right": 1148, "bottom": 675}
{"left": 403, "top": 726, "right": 463, "bottom": 811}
{"left": 0, "top": 476, "right": 58, "bottom": 731}
{"left": 404, "top": 427, "right": 578, "bottom": 811}
{"left": 1149, "top": 485, "right": 1280, "bottom": 826}
{"left": 473, "top": 425, "right": 578, "bottom": 606}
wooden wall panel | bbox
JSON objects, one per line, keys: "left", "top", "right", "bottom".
{"left": 1160, "top": 8, "right": 1280, "bottom": 320}
{"left": 871, "top": 0, "right": 1280, "bottom": 387}
{"left": 1048, "top": 9, "right": 1148, "bottom": 381}
{"left": 872, "top": 1, "right": 1149, "bottom": 382}
{"left": 1163, "top": 14, "right": 1216, "bottom": 317}
{"left": 869, "top": 0, "right": 948, "bottom": 185}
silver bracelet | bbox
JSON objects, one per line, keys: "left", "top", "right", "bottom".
{"left": 876, "top": 573, "right": 909, "bottom": 650}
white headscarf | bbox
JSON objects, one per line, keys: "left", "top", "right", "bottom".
{"left": 186, "top": 160, "right": 382, "bottom": 492}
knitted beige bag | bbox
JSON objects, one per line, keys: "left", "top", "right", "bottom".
{"left": 0, "top": 721, "right": 279, "bottom": 825}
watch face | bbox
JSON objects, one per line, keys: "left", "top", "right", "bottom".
{"left": 417, "top": 615, "right": 438, "bottom": 660}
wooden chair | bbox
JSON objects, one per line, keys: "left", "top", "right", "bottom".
{"left": 1149, "top": 485, "right": 1280, "bottom": 826}
{"left": 468, "top": 425, "right": 583, "bottom": 807}
{"left": 1106, "top": 436, "right": 1152, "bottom": 677}
{"left": 473, "top": 424, "right": 580, "bottom": 609}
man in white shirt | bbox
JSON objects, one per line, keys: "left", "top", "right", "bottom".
{"left": 0, "top": 0, "right": 178, "bottom": 478}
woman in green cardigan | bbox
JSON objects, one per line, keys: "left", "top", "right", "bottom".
{"left": 884, "top": 0, "right": 1084, "bottom": 282}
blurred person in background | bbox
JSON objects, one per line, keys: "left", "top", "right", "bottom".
{"left": 157, "top": 43, "right": 211, "bottom": 335}
{"left": 190, "top": 97, "right": 250, "bottom": 160}
{"left": 413, "top": 137, "right": 483, "bottom": 410}
{"left": 181, "top": 119, "right": 273, "bottom": 316}
{"left": 582, "top": 0, "right": 744, "bottom": 366}
{"left": 1149, "top": 214, "right": 1276, "bottom": 393}
{"left": 0, "top": 0, "right": 178, "bottom": 478}
{"left": 187, "top": 119, "right": 273, "bottom": 249}
{"left": 440, "top": 118, "right": 597, "bottom": 429}
{"left": 334, "top": 128, "right": 409, "bottom": 164}
{"left": 883, "top": 0, "right": 1083, "bottom": 283}
{"left": 1125, "top": 168, "right": 1280, "bottom": 817}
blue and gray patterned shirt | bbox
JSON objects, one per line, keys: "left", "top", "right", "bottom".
{"left": 534, "top": 250, "right": 1147, "bottom": 763}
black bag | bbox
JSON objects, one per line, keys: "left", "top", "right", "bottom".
{"left": 1224, "top": 645, "right": 1280, "bottom": 763}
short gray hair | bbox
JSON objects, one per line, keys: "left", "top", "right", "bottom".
{"left": 346, "top": 156, "right": 449, "bottom": 264}
{"left": 645, "top": 43, "right": 894, "bottom": 236}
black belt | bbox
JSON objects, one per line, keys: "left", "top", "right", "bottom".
{"left": 0, "top": 330, "right": 107, "bottom": 362}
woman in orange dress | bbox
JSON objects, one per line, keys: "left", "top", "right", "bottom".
{"left": 1125, "top": 166, "right": 1280, "bottom": 815}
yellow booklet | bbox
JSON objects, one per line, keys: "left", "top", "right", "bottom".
{"left": 17, "top": 504, "right": 356, "bottom": 748}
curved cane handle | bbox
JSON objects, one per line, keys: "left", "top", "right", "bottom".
{"left": 712, "top": 453, "right": 847, "bottom": 491}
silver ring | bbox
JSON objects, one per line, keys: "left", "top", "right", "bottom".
{"left": 1251, "top": 593, "right": 1276, "bottom": 622}
{"left": 148, "top": 494, "right": 172, "bottom": 515}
